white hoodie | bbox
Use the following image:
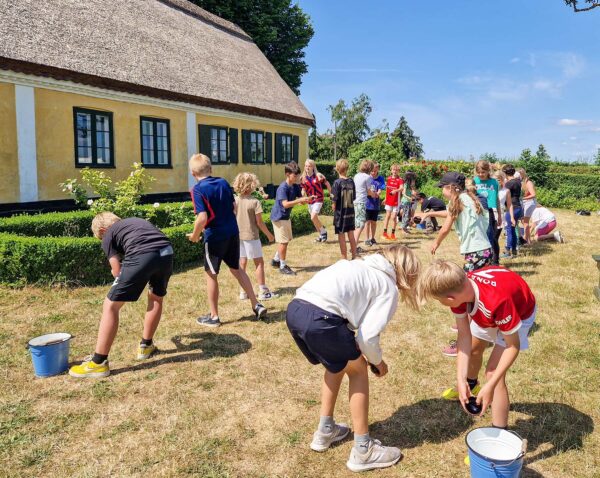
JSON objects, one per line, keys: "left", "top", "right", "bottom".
{"left": 294, "top": 255, "right": 399, "bottom": 365}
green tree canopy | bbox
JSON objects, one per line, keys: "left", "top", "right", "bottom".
{"left": 391, "top": 116, "right": 424, "bottom": 159}
{"left": 347, "top": 133, "right": 406, "bottom": 177}
{"left": 520, "top": 145, "right": 551, "bottom": 186}
{"left": 328, "top": 94, "right": 373, "bottom": 159}
{"left": 191, "top": 0, "right": 314, "bottom": 94}
{"left": 594, "top": 148, "right": 600, "bottom": 166}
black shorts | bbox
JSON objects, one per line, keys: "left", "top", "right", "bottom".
{"left": 107, "top": 246, "right": 174, "bottom": 302}
{"left": 286, "top": 299, "right": 361, "bottom": 373}
{"left": 204, "top": 235, "right": 240, "bottom": 274}
{"left": 365, "top": 209, "right": 379, "bottom": 222}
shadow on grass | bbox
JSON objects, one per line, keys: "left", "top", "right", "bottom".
{"left": 237, "top": 309, "right": 286, "bottom": 324}
{"left": 271, "top": 286, "right": 298, "bottom": 297}
{"left": 370, "top": 398, "right": 474, "bottom": 449}
{"left": 511, "top": 402, "right": 594, "bottom": 467}
{"left": 111, "top": 332, "right": 252, "bottom": 376}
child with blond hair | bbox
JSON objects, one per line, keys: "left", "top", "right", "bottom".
{"left": 353, "top": 159, "right": 374, "bottom": 250}
{"left": 69, "top": 212, "right": 174, "bottom": 378}
{"left": 420, "top": 260, "right": 536, "bottom": 429}
{"left": 331, "top": 159, "right": 358, "bottom": 259}
{"left": 474, "top": 160, "right": 502, "bottom": 265}
{"left": 301, "top": 159, "right": 331, "bottom": 243}
{"left": 232, "top": 172, "right": 278, "bottom": 301}
{"left": 382, "top": 163, "right": 403, "bottom": 240}
{"left": 286, "top": 245, "right": 421, "bottom": 472}
{"left": 187, "top": 154, "right": 267, "bottom": 327}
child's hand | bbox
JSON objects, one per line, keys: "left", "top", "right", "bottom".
{"left": 186, "top": 232, "right": 201, "bottom": 243}
{"left": 267, "top": 233, "right": 275, "bottom": 243}
{"left": 475, "top": 383, "right": 494, "bottom": 416}
{"left": 457, "top": 380, "right": 472, "bottom": 412}
{"left": 372, "top": 360, "right": 388, "bottom": 377}
{"left": 430, "top": 242, "right": 439, "bottom": 255}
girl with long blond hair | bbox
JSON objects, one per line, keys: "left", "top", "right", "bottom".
{"left": 301, "top": 159, "right": 331, "bottom": 243}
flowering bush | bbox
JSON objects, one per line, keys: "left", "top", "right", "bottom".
{"left": 60, "top": 163, "right": 155, "bottom": 217}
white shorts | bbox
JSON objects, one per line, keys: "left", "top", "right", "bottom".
{"left": 239, "top": 239, "right": 263, "bottom": 260}
{"left": 308, "top": 202, "right": 323, "bottom": 216}
{"left": 470, "top": 307, "right": 536, "bottom": 350}
{"left": 384, "top": 204, "right": 399, "bottom": 213}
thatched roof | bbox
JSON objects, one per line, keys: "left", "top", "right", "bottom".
{"left": 0, "top": 0, "right": 314, "bottom": 126}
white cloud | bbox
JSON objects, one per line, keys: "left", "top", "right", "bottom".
{"left": 569, "top": 136, "right": 578, "bottom": 141}
{"left": 590, "top": 127, "right": 600, "bottom": 132}
{"left": 510, "top": 57, "right": 520, "bottom": 64}
{"left": 558, "top": 119, "right": 591, "bottom": 126}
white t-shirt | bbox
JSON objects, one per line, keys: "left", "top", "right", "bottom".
{"left": 497, "top": 187, "right": 508, "bottom": 226}
{"left": 530, "top": 207, "right": 555, "bottom": 229}
{"left": 353, "top": 172, "right": 371, "bottom": 204}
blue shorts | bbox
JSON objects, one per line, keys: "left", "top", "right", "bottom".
{"left": 286, "top": 299, "right": 361, "bottom": 373}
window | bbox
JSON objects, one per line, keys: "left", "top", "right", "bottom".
{"left": 73, "top": 108, "right": 114, "bottom": 167}
{"left": 210, "top": 127, "right": 228, "bottom": 164}
{"left": 140, "top": 117, "right": 171, "bottom": 167}
{"left": 280, "top": 134, "right": 293, "bottom": 163}
{"left": 275, "top": 133, "right": 299, "bottom": 164}
{"left": 249, "top": 131, "right": 265, "bottom": 164}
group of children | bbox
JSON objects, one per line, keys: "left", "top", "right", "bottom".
{"left": 68, "top": 154, "right": 545, "bottom": 473}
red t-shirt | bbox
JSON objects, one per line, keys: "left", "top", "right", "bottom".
{"left": 301, "top": 174, "right": 325, "bottom": 204}
{"left": 450, "top": 266, "right": 536, "bottom": 334}
{"left": 384, "top": 177, "right": 404, "bottom": 206}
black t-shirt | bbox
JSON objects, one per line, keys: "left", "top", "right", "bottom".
{"left": 101, "top": 218, "right": 171, "bottom": 260}
{"left": 505, "top": 179, "right": 522, "bottom": 208}
{"left": 421, "top": 196, "right": 446, "bottom": 211}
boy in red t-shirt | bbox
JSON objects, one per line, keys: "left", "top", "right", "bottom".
{"left": 382, "top": 164, "right": 404, "bottom": 240}
{"left": 420, "top": 260, "right": 536, "bottom": 428}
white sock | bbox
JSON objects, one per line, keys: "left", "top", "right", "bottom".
{"left": 274, "top": 251, "right": 280, "bottom": 261}
{"left": 280, "top": 260, "right": 287, "bottom": 269}
{"left": 320, "top": 227, "right": 326, "bottom": 235}
{"left": 259, "top": 285, "right": 269, "bottom": 291}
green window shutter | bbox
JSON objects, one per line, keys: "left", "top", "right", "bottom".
{"left": 266, "top": 132, "right": 272, "bottom": 164}
{"left": 229, "top": 128, "right": 238, "bottom": 164}
{"left": 199, "top": 125, "right": 211, "bottom": 157}
{"left": 241, "top": 129, "right": 251, "bottom": 164}
{"left": 292, "top": 135, "right": 300, "bottom": 163}
{"left": 274, "top": 133, "right": 282, "bottom": 164}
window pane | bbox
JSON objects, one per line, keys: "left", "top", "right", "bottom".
{"left": 161, "top": 136, "right": 169, "bottom": 153}
{"left": 143, "top": 135, "right": 153, "bottom": 151}
{"left": 157, "top": 122, "right": 167, "bottom": 137}
{"left": 211, "top": 139, "right": 218, "bottom": 156}
{"left": 211, "top": 149, "right": 218, "bottom": 162}
{"left": 96, "top": 115, "right": 109, "bottom": 132}
{"left": 78, "top": 147, "right": 92, "bottom": 163}
{"left": 142, "top": 149, "right": 152, "bottom": 164}
{"left": 158, "top": 150, "right": 168, "bottom": 165}
{"left": 97, "top": 148, "right": 110, "bottom": 164}
{"left": 220, "top": 150, "right": 226, "bottom": 163}
{"left": 211, "top": 128, "right": 217, "bottom": 140}
{"left": 257, "top": 133, "right": 263, "bottom": 144}
{"left": 220, "top": 139, "right": 227, "bottom": 155}
{"left": 157, "top": 137, "right": 164, "bottom": 151}
{"left": 76, "top": 113, "right": 92, "bottom": 148}
{"left": 220, "top": 129, "right": 226, "bottom": 141}
{"left": 251, "top": 132, "right": 256, "bottom": 143}
{"left": 142, "top": 120, "right": 153, "bottom": 136}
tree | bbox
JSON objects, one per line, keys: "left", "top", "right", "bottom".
{"left": 391, "top": 116, "right": 424, "bottom": 159}
{"left": 479, "top": 152, "right": 499, "bottom": 163}
{"left": 191, "top": 0, "right": 314, "bottom": 94}
{"left": 328, "top": 94, "right": 373, "bottom": 159}
{"left": 594, "top": 148, "right": 600, "bottom": 166}
{"left": 564, "top": 0, "right": 600, "bottom": 12}
{"left": 520, "top": 145, "right": 550, "bottom": 186}
{"left": 347, "top": 133, "right": 405, "bottom": 177}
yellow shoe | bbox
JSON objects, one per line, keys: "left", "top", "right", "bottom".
{"left": 441, "top": 384, "right": 481, "bottom": 400}
{"left": 69, "top": 356, "right": 110, "bottom": 378}
{"left": 464, "top": 455, "right": 470, "bottom": 466}
{"left": 136, "top": 343, "right": 157, "bottom": 360}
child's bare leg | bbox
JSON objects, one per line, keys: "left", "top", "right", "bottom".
{"left": 383, "top": 211, "right": 391, "bottom": 231}
{"left": 354, "top": 226, "right": 365, "bottom": 245}
{"left": 253, "top": 257, "right": 266, "bottom": 287}
{"left": 338, "top": 233, "right": 347, "bottom": 259}
{"left": 278, "top": 242, "right": 288, "bottom": 261}
{"left": 95, "top": 298, "right": 125, "bottom": 355}
{"left": 205, "top": 271, "right": 219, "bottom": 318}
{"left": 142, "top": 292, "right": 163, "bottom": 341}
{"left": 311, "top": 213, "right": 323, "bottom": 232}
{"left": 468, "top": 337, "right": 488, "bottom": 381}
{"left": 345, "top": 357, "right": 369, "bottom": 435}
{"left": 320, "top": 368, "right": 345, "bottom": 417}
{"left": 486, "top": 345, "right": 510, "bottom": 428}
{"left": 239, "top": 257, "right": 248, "bottom": 273}
{"left": 230, "top": 267, "right": 259, "bottom": 309}
{"left": 348, "top": 232, "right": 358, "bottom": 258}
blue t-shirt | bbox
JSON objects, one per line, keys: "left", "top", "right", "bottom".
{"left": 474, "top": 177, "right": 499, "bottom": 209}
{"left": 366, "top": 175, "right": 386, "bottom": 211}
{"left": 191, "top": 176, "right": 239, "bottom": 243}
{"left": 270, "top": 181, "right": 302, "bottom": 221}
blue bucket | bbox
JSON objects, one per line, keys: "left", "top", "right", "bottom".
{"left": 417, "top": 223, "right": 426, "bottom": 230}
{"left": 27, "top": 333, "right": 72, "bottom": 377}
{"left": 466, "top": 428, "right": 526, "bottom": 478}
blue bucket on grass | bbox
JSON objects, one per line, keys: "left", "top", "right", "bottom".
{"left": 466, "top": 427, "right": 526, "bottom": 478}
{"left": 27, "top": 333, "right": 72, "bottom": 377}
{"left": 417, "top": 223, "right": 426, "bottom": 230}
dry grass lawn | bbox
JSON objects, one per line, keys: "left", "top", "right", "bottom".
{"left": 1, "top": 210, "right": 599, "bottom": 478}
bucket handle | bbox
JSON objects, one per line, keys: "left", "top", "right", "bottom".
{"left": 490, "top": 431, "right": 528, "bottom": 469}
{"left": 26, "top": 335, "right": 75, "bottom": 349}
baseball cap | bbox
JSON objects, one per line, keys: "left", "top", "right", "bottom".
{"left": 436, "top": 172, "right": 466, "bottom": 188}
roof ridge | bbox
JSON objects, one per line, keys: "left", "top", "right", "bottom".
{"left": 156, "top": 0, "right": 253, "bottom": 42}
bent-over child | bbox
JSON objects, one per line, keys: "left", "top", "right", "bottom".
{"left": 286, "top": 245, "right": 421, "bottom": 472}
{"left": 69, "top": 213, "right": 174, "bottom": 378}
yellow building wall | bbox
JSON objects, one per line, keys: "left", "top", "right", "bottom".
{"left": 196, "top": 114, "right": 308, "bottom": 188}
{"left": 0, "top": 82, "right": 19, "bottom": 203}
{"left": 34, "top": 88, "right": 188, "bottom": 201}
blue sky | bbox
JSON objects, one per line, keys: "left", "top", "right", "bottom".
{"left": 297, "top": 0, "right": 600, "bottom": 161}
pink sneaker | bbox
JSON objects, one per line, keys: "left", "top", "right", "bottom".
{"left": 442, "top": 340, "right": 457, "bottom": 357}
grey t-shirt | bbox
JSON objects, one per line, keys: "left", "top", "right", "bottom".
{"left": 101, "top": 218, "right": 171, "bottom": 259}
{"left": 353, "top": 172, "right": 371, "bottom": 204}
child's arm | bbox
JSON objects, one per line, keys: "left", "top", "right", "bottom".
{"left": 255, "top": 213, "right": 275, "bottom": 242}
{"left": 455, "top": 315, "right": 473, "bottom": 411}
{"left": 108, "top": 256, "right": 121, "bottom": 278}
{"left": 418, "top": 210, "right": 448, "bottom": 220}
{"left": 187, "top": 212, "right": 207, "bottom": 242}
{"left": 282, "top": 196, "right": 310, "bottom": 209}
{"left": 505, "top": 190, "right": 516, "bottom": 226}
{"left": 431, "top": 215, "right": 454, "bottom": 254}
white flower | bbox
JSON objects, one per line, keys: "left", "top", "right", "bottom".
{"left": 87, "top": 199, "right": 93, "bottom": 206}
{"left": 133, "top": 162, "right": 139, "bottom": 167}
{"left": 153, "top": 202, "right": 160, "bottom": 208}
{"left": 67, "top": 184, "right": 73, "bottom": 191}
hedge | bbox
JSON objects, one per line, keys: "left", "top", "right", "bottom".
{"left": 545, "top": 173, "right": 600, "bottom": 199}
{"left": 0, "top": 207, "right": 317, "bottom": 286}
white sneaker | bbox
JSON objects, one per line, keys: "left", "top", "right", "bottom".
{"left": 239, "top": 291, "right": 248, "bottom": 300}
{"left": 310, "top": 423, "right": 350, "bottom": 452}
{"left": 346, "top": 439, "right": 402, "bottom": 472}
{"left": 258, "top": 290, "right": 279, "bottom": 301}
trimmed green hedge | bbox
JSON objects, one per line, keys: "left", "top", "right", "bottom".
{"left": 0, "top": 207, "right": 317, "bottom": 286}
{"left": 545, "top": 173, "right": 600, "bottom": 199}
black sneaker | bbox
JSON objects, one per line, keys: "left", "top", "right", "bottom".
{"left": 371, "top": 238, "right": 377, "bottom": 245}
{"left": 314, "top": 235, "right": 326, "bottom": 243}
{"left": 356, "top": 246, "right": 365, "bottom": 254}
{"left": 279, "top": 265, "right": 296, "bottom": 275}
{"left": 271, "top": 259, "right": 281, "bottom": 268}
{"left": 254, "top": 303, "right": 267, "bottom": 319}
{"left": 196, "top": 314, "right": 221, "bottom": 328}
{"left": 364, "top": 239, "right": 373, "bottom": 247}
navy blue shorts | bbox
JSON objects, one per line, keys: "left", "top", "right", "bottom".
{"left": 286, "top": 299, "right": 361, "bottom": 373}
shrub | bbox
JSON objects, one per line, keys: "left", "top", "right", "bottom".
{"left": 545, "top": 173, "right": 600, "bottom": 199}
